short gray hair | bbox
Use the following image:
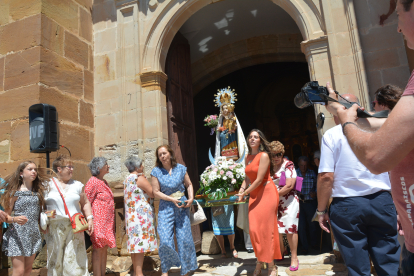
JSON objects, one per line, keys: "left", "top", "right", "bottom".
{"left": 124, "top": 156, "right": 143, "bottom": 173}
{"left": 88, "top": 157, "right": 107, "bottom": 176}
{"left": 298, "top": 156, "right": 309, "bottom": 164}
{"left": 313, "top": 150, "right": 321, "bottom": 160}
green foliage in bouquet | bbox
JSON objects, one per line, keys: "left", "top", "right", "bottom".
{"left": 199, "top": 157, "right": 245, "bottom": 200}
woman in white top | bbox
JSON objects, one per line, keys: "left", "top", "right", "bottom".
{"left": 44, "top": 155, "right": 94, "bottom": 276}
{"left": 269, "top": 141, "right": 299, "bottom": 271}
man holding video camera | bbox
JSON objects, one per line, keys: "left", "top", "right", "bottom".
{"left": 324, "top": 1, "right": 414, "bottom": 275}
{"left": 317, "top": 94, "right": 400, "bottom": 276}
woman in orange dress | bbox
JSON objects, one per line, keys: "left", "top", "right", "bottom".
{"left": 237, "top": 129, "right": 281, "bottom": 276}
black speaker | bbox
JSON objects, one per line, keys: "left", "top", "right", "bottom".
{"left": 29, "top": 104, "right": 59, "bottom": 153}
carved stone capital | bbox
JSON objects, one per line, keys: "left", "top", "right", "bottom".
{"left": 140, "top": 71, "right": 168, "bottom": 91}
{"left": 300, "top": 35, "right": 328, "bottom": 59}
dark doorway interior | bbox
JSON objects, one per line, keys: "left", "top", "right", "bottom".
{"left": 193, "top": 62, "right": 320, "bottom": 175}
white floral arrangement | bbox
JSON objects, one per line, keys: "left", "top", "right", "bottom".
{"left": 199, "top": 157, "right": 245, "bottom": 200}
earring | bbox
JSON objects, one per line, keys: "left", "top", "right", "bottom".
{"left": 259, "top": 144, "right": 264, "bottom": 151}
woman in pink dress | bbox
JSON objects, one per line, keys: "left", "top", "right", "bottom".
{"left": 85, "top": 157, "right": 116, "bottom": 276}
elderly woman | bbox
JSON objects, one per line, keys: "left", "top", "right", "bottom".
{"left": 85, "top": 157, "right": 116, "bottom": 276}
{"left": 150, "top": 145, "right": 198, "bottom": 276}
{"left": 123, "top": 156, "right": 157, "bottom": 276}
{"left": 269, "top": 141, "right": 300, "bottom": 271}
{"left": 44, "top": 155, "right": 93, "bottom": 276}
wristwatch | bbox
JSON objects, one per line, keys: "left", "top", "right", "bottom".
{"left": 87, "top": 215, "right": 94, "bottom": 220}
{"left": 316, "top": 209, "right": 327, "bottom": 215}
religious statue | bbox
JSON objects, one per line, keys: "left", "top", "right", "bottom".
{"left": 213, "top": 87, "right": 247, "bottom": 162}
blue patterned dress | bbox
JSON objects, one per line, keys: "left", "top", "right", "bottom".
{"left": 151, "top": 164, "right": 198, "bottom": 275}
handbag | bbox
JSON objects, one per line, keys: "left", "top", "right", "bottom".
{"left": 278, "top": 171, "right": 303, "bottom": 192}
{"left": 190, "top": 200, "right": 207, "bottom": 226}
{"left": 212, "top": 206, "right": 225, "bottom": 217}
{"left": 52, "top": 178, "right": 89, "bottom": 234}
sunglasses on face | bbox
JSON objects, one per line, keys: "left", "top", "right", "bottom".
{"left": 371, "top": 100, "right": 378, "bottom": 109}
{"left": 61, "top": 166, "right": 74, "bottom": 170}
{"left": 271, "top": 152, "right": 283, "bottom": 158}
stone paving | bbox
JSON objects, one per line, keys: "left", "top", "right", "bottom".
{"left": 105, "top": 251, "right": 350, "bottom": 276}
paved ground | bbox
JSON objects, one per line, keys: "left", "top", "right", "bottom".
{"left": 106, "top": 251, "right": 350, "bottom": 276}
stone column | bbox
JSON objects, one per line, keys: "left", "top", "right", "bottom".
{"left": 139, "top": 71, "right": 169, "bottom": 174}
{"left": 0, "top": 0, "right": 94, "bottom": 183}
{"left": 301, "top": 35, "right": 336, "bottom": 138}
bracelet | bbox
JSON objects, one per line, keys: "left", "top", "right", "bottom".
{"left": 316, "top": 209, "right": 327, "bottom": 215}
{"left": 342, "top": 122, "right": 357, "bottom": 134}
{"left": 239, "top": 187, "right": 245, "bottom": 192}
{"left": 87, "top": 215, "right": 94, "bottom": 220}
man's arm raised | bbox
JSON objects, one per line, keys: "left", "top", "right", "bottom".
{"left": 337, "top": 95, "right": 414, "bottom": 174}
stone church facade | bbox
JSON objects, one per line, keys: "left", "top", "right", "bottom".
{"left": 0, "top": 0, "right": 414, "bottom": 267}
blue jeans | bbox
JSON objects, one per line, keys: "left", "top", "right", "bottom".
{"left": 298, "top": 200, "right": 318, "bottom": 251}
{"left": 330, "top": 191, "right": 400, "bottom": 276}
{"left": 401, "top": 244, "right": 414, "bottom": 276}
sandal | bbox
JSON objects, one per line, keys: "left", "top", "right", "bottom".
{"left": 221, "top": 252, "right": 227, "bottom": 258}
{"left": 231, "top": 248, "right": 238, "bottom": 258}
{"left": 268, "top": 262, "right": 278, "bottom": 276}
{"left": 253, "top": 261, "right": 263, "bottom": 276}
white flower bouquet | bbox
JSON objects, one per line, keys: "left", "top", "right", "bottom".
{"left": 199, "top": 157, "right": 245, "bottom": 200}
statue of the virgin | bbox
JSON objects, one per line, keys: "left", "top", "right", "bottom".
{"left": 213, "top": 87, "right": 247, "bottom": 161}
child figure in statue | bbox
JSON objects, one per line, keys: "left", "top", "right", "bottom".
{"left": 218, "top": 103, "right": 239, "bottom": 160}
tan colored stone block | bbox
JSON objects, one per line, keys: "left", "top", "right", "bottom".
{"left": 92, "top": 1, "right": 116, "bottom": 30}
{"left": 0, "top": 0, "right": 10, "bottom": 26}
{"left": 0, "top": 161, "right": 20, "bottom": 178}
{"left": 64, "top": 31, "right": 88, "bottom": 68}
{"left": 41, "top": 0, "right": 78, "bottom": 33}
{"left": 74, "top": 0, "right": 93, "bottom": 11}
{"left": 95, "top": 114, "right": 118, "bottom": 146}
{"left": 0, "top": 121, "right": 11, "bottom": 163}
{"left": 84, "top": 70, "right": 93, "bottom": 102}
{"left": 60, "top": 124, "right": 92, "bottom": 161}
{"left": 143, "top": 107, "right": 158, "bottom": 139}
{"left": 364, "top": 49, "right": 400, "bottom": 71}
{"left": 4, "top": 46, "right": 41, "bottom": 91}
{"left": 71, "top": 161, "right": 91, "bottom": 185}
{"left": 79, "top": 7, "right": 92, "bottom": 43}
{"left": 10, "top": 120, "right": 39, "bottom": 161}
{"left": 88, "top": 45, "right": 93, "bottom": 71}
{"left": 0, "top": 14, "right": 41, "bottom": 55}
{"left": 0, "top": 57, "right": 4, "bottom": 91}
{"left": 95, "top": 79, "right": 120, "bottom": 101}
{"left": 95, "top": 53, "right": 116, "bottom": 84}
{"left": 9, "top": 0, "right": 41, "bottom": 22}
{"left": 80, "top": 100, "right": 94, "bottom": 128}
{"left": 94, "top": 28, "right": 117, "bottom": 54}
{"left": 142, "top": 91, "right": 157, "bottom": 108}
{"left": 39, "top": 86, "right": 78, "bottom": 123}
{"left": 40, "top": 48, "right": 83, "bottom": 97}
{"left": 41, "top": 14, "right": 64, "bottom": 55}
{"left": 96, "top": 98, "right": 111, "bottom": 116}
{"left": 0, "top": 84, "right": 40, "bottom": 122}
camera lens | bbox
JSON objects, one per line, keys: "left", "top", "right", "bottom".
{"left": 294, "top": 92, "right": 312, "bottom": 109}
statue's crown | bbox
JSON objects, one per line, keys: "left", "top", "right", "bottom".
{"left": 214, "top": 87, "right": 237, "bottom": 107}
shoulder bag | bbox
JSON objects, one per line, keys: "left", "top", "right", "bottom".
{"left": 52, "top": 178, "right": 89, "bottom": 233}
{"left": 190, "top": 200, "right": 207, "bottom": 226}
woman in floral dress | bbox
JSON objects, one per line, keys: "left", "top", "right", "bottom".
{"left": 269, "top": 141, "right": 299, "bottom": 271}
{"left": 124, "top": 156, "right": 157, "bottom": 276}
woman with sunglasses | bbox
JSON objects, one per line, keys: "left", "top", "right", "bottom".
{"left": 236, "top": 129, "right": 281, "bottom": 276}
{"left": 44, "top": 155, "right": 93, "bottom": 276}
{"left": 269, "top": 141, "right": 300, "bottom": 271}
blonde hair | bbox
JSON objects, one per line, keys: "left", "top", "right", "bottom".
{"left": 52, "top": 154, "right": 72, "bottom": 173}
{"left": 269, "top": 141, "right": 285, "bottom": 155}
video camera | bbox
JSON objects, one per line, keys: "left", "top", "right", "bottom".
{"left": 294, "top": 81, "right": 389, "bottom": 119}
{"left": 294, "top": 81, "right": 329, "bottom": 109}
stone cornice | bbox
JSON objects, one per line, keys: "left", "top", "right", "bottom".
{"left": 300, "top": 35, "right": 328, "bottom": 58}
{"left": 139, "top": 71, "right": 168, "bottom": 91}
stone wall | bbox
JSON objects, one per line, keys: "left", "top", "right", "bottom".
{"left": 0, "top": 0, "right": 94, "bottom": 184}
{"left": 354, "top": 0, "right": 410, "bottom": 102}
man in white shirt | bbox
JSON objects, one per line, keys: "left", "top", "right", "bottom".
{"left": 317, "top": 94, "right": 400, "bottom": 276}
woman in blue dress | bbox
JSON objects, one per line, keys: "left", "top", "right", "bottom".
{"left": 150, "top": 145, "right": 198, "bottom": 276}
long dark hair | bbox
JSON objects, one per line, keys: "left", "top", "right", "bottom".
{"left": 1, "top": 161, "right": 51, "bottom": 211}
{"left": 246, "top": 129, "right": 275, "bottom": 176}
{"left": 155, "top": 145, "right": 178, "bottom": 168}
